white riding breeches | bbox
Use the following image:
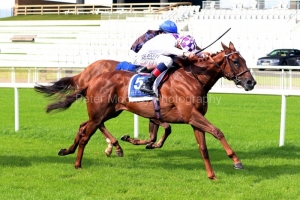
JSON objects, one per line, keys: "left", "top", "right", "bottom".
{"left": 131, "top": 53, "right": 174, "bottom": 68}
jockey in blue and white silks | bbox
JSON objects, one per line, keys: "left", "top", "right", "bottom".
{"left": 131, "top": 33, "right": 197, "bottom": 94}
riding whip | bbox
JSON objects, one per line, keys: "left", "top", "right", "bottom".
{"left": 195, "top": 28, "right": 231, "bottom": 54}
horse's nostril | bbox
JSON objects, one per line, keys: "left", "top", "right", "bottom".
{"left": 247, "top": 80, "right": 256, "bottom": 86}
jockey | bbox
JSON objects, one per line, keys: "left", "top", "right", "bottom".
{"left": 132, "top": 34, "right": 197, "bottom": 95}
{"left": 129, "top": 20, "right": 178, "bottom": 72}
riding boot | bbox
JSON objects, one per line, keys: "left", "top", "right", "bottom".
{"left": 140, "top": 72, "right": 156, "bottom": 94}
{"left": 140, "top": 63, "right": 168, "bottom": 94}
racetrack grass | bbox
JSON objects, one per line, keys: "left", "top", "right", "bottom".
{"left": 0, "top": 15, "right": 101, "bottom": 21}
{"left": 0, "top": 13, "right": 149, "bottom": 21}
{"left": 1, "top": 88, "right": 300, "bottom": 199}
{"left": 0, "top": 13, "right": 138, "bottom": 21}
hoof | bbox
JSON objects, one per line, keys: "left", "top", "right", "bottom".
{"left": 105, "top": 147, "right": 112, "bottom": 157}
{"left": 145, "top": 142, "right": 154, "bottom": 149}
{"left": 58, "top": 148, "right": 67, "bottom": 156}
{"left": 208, "top": 176, "right": 217, "bottom": 180}
{"left": 121, "top": 135, "right": 130, "bottom": 141}
{"left": 115, "top": 150, "right": 124, "bottom": 157}
{"left": 234, "top": 162, "right": 244, "bottom": 169}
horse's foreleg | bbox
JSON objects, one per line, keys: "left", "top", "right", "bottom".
{"left": 58, "top": 121, "right": 88, "bottom": 156}
{"left": 219, "top": 135, "right": 244, "bottom": 169}
{"left": 189, "top": 109, "right": 243, "bottom": 177}
{"left": 193, "top": 128, "right": 216, "bottom": 180}
{"left": 205, "top": 126, "right": 243, "bottom": 169}
{"left": 99, "top": 124, "right": 124, "bottom": 157}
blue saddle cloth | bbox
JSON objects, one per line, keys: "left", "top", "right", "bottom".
{"left": 128, "top": 74, "right": 152, "bottom": 98}
{"left": 116, "top": 61, "right": 155, "bottom": 101}
{"left": 115, "top": 61, "right": 137, "bottom": 72}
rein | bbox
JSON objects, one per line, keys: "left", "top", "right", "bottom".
{"left": 190, "top": 64, "right": 204, "bottom": 86}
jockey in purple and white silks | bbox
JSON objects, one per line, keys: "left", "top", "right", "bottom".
{"left": 132, "top": 33, "right": 198, "bottom": 94}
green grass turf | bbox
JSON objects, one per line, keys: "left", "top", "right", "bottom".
{"left": 0, "top": 88, "right": 300, "bottom": 199}
{"left": 0, "top": 15, "right": 101, "bottom": 21}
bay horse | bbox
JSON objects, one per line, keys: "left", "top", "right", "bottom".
{"left": 34, "top": 59, "right": 172, "bottom": 156}
{"left": 44, "top": 42, "right": 256, "bottom": 179}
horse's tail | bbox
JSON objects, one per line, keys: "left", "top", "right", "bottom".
{"left": 34, "top": 76, "right": 77, "bottom": 97}
{"left": 46, "top": 86, "right": 87, "bottom": 113}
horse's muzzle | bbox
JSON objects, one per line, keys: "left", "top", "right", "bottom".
{"left": 243, "top": 79, "right": 256, "bottom": 91}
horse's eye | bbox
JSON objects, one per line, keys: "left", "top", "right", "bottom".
{"left": 233, "top": 59, "right": 239, "bottom": 67}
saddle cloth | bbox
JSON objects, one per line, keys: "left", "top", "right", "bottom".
{"left": 128, "top": 70, "right": 168, "bottom": 102}
{"left": 115, "top": 61, "right": 168, "bottom": 102}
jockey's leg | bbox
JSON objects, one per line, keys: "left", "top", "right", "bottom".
{"left": 140, "top": 62, "right": 168, "bottom": 94}
{"left": 135, "top": 66, "right": 153, "bottom": 73}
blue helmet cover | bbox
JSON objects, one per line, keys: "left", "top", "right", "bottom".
{"left": 159, "top": 20, "right": 178, "bottom": 33}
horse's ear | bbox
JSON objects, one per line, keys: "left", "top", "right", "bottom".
{"left": 229, "top": 42, "right": 236, "bottom": 51}
{"left": 221, "top": 42, "right": 230, "bottom": 54}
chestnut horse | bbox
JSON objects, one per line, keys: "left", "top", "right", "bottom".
{"left": 44, "top": 42, "right": 256, "bottom": 179}
{"left": 34, "top": 59, "right": 172, "bottom": 156}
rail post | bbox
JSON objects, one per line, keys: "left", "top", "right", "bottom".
{"left": 14, "top": 87, "right": 19, "bottom": 132}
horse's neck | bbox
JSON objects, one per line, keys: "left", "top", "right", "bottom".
{"left": 203, "top": 54, "right": 225, "bottom": 90}
{"left": 199, "top": 69, "right": 222, "bottom": 92}
{"left": 182, "top": 53, "right": 224, "bottom": 92}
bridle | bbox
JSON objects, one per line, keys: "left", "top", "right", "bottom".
{"left": 224, "top": 51, "right": 250, "bottom": 85}
{"left": 210, "top": 51, "right": 250, "bottom": 86}
{"left": 189, "top": 51, "right": 250, "bottom": 88}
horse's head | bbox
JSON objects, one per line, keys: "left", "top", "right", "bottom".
{"left": 173, "top": 43, "right": 256, "bottom": 91}
{"left": 220, "top": 42, "right": 256, "bottom": 91}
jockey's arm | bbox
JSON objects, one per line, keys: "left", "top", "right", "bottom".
{"left": 153, "top": 35, "right": 186, "bottom": 57}
{"left": 194, "top": 45, "right": 210, "bottom": 58}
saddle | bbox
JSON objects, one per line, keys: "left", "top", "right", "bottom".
{"left": 116, "top": 61, "right": 168, "bottom": 120}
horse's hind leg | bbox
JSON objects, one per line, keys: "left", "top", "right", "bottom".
{"left": 58, "top": 121, "right": 88, "bottom": 156}
{"left": 74, "top": 120, "right": 99, "bottom": 168}
{"left": 121, "top": 120, "right": 172, "bottom": 149}
{"left": 121, "top": 120, "right": 158, "bottom": 146}
{"left": 99, "top": 124, "right": 124, "bottom": 157}
{"left": 99, "top": 111, "right": 124, "bottom": 156}
{"left": 147, "top": 122, "right": 171, "bottom": 149}
{"left": 103, "top": 136, "right": 114, "bottom": 157}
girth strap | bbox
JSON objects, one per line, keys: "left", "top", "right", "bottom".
{"left": 152, "top": 97, "right": 163, "bottom": 121}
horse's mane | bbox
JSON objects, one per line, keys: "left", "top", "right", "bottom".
{"left": 197, "top": 50, "right": 223, "bottom": 62}
{"left": 173, "top": 50, "right": 224, "bottom": 68}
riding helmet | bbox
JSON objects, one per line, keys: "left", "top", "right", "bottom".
{"left": 159, "top": 20, "right": 178, "bottom": 33}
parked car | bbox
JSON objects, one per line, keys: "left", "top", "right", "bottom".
{"left": 257, "top": 49, "right": 300, "bottom": 70}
